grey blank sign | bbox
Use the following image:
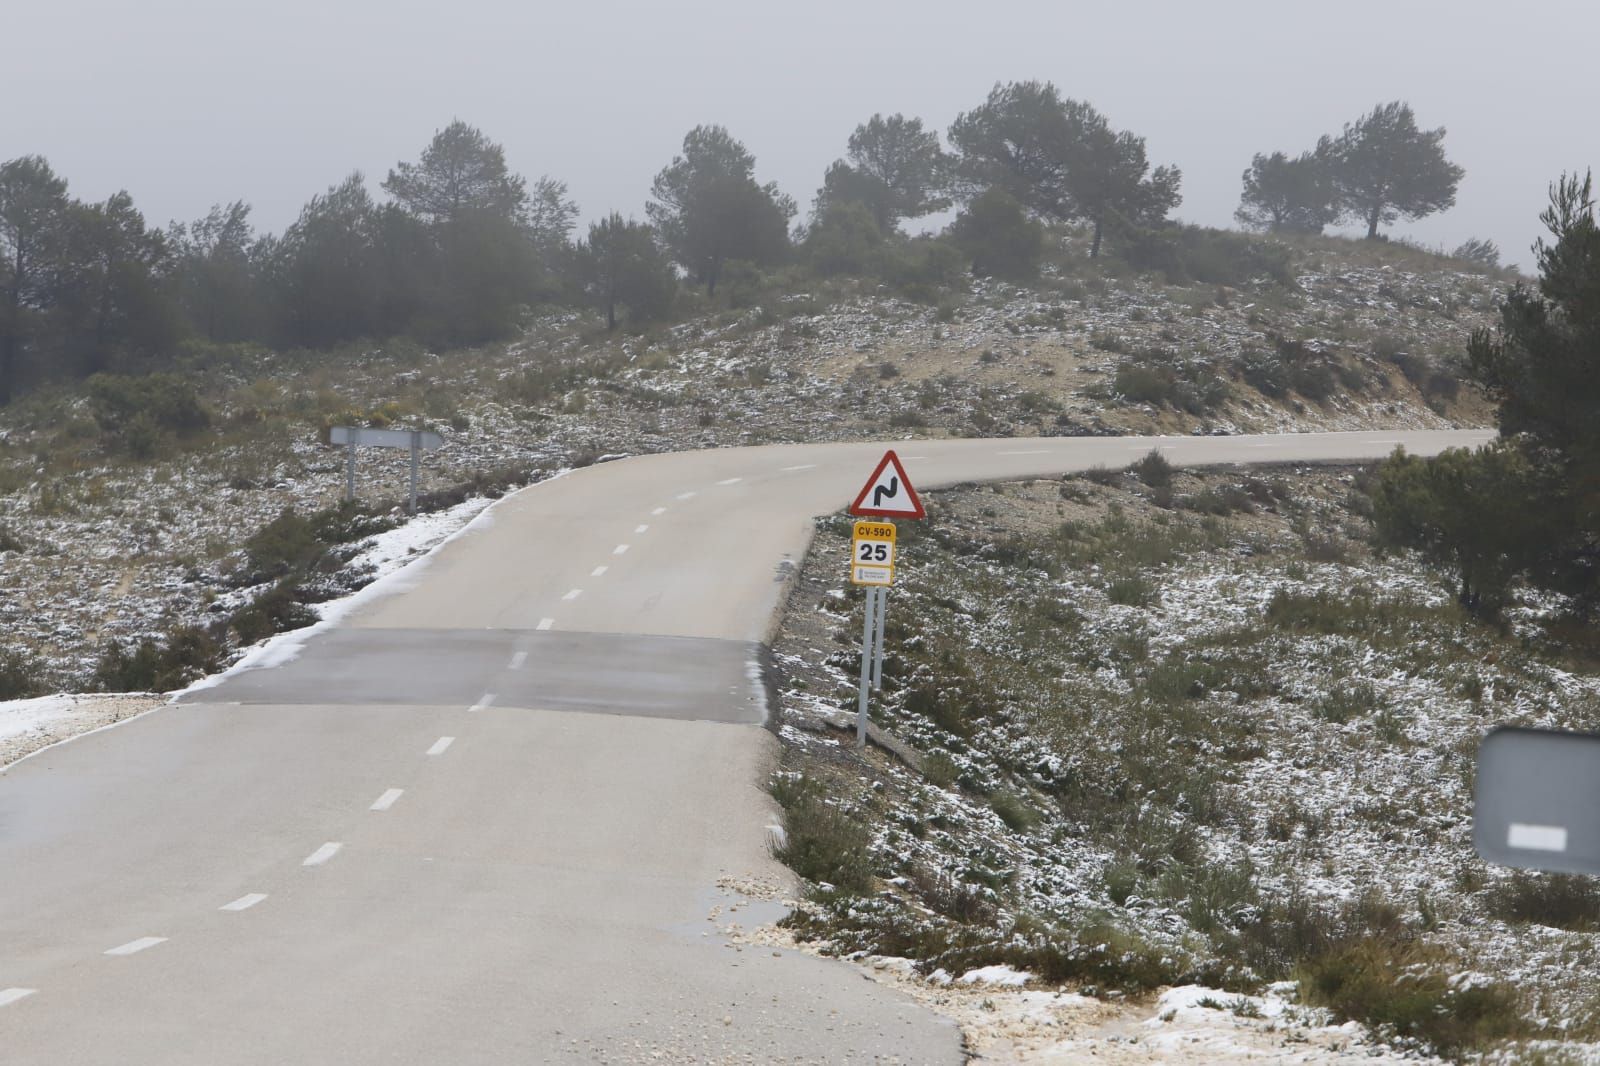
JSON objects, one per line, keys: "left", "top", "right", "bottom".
{"left": 329, "top": 426, "right": 443, "bottom": 451}
{"left": 1475, "top": 726, "right": 1600, "bottom": 874}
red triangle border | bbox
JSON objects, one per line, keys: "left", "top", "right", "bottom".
{"left": 849, "top": 449, "right": 926, "bottom": 519}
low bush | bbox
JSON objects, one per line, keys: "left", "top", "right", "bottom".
{"left": 244, "top": 509, "right": 326, "bottom": 578}
{"left": 1234, "top": 337, "right": 1340, "bottom": 402}
{"left": 1115, "top": 224, "right": 1294, "bottom": 288}
{"left": 414, "top": 466, "right": 535, "bottom": 512}
{"left": 1181, "top": 484, "right": 1255, "bottom": 516}
{"left": 904, "top": 684, "right": 976, "bottom": 738}
{"left": 1113, "top": 350, "right": 1230, "bottom": 415}
{"left": 1128, "top": 449, "right": 1175, "bottom": 488}
{"left": 1313, "top": 680, "right": 1383, "bottom": 724}
{"left": 91, "top": 625, "right": 224, "bottom": 693}
{"left": 1484, "top": 871, "right": 1600, "bottom": 931}
{"left": 242, "top": 502, "right": 396, "bottom": 581}
{"left": 0, "top": 648, "right": 47, "bottom": 700}
{"left": 230, "top": 581, "right": 318, "bottom": 645}
{"left": 1265, "top": 587, "right": 1414, "bottom": 634}
{"left": 989, "top": 915, "right": 1186, "bottom": 991}
{"left": 921, "top": 752, "right": 959, "bottom": 788}
{"left": 1298, "top": 939, "right": 1525, "bottom": 1058}
{"left": 1156, "top": 858, "right": 1259, "bottom": 939}
{"left": 87, "top": 373, "right": 212, "bottom": 457}
{"left": 769, "top": 776, "right": 875, "bottom": 894}
{"left": 1107, "top": 572, "right": 1157, "bottom": 607}
{"left": 910, "top": 867, "right": 997, "bottom": 923}
{"left": 990, "top": 791, "right": 1040, "bottom": 833}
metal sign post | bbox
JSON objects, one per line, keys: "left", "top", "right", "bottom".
{"left": 856, "top": 584, "right": 879, "bottom": 748}
{"left": 847, "top": 452, "right": 926, "bottom": 749}
{"left": 850, "top": 520, "right": 896, "bottom": 747}
{"left": 328, "top": 426, "right": 444, "bottom": 515}
{"left": 872, "top": 587, "right": 887, "bottom": 690}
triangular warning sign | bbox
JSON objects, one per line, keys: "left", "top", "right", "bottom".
{"left": 849, "top": 450, "right": 926, "bottom": 519}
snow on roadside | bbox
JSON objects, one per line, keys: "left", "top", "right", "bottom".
{"left": 0, "top": 693, "right": 164, "bottom": 770}
{"left": 844, "top": 953, "right": 1415, "bottom": 1065}
{"left": 182, "top": 488, "right": 505, "bottom": 695}
{"left": 4, "top": 486, "right": 518, "bottom": 769}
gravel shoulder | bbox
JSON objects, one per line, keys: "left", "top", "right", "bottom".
{"left": 0, "top": 693, "right": 167, "bottom": 769}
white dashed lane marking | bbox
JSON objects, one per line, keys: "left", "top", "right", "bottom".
{"left": 651, "top": 506, "right": 667, "bottom": 515}
{"left": 427, "top": 736, "right": 455, "bottom": 756}
{"left": 0, "top": 988, "right": 37, "bottom": 1007}
{"left": 634, "top": 524, "right": 649, "bottom": 534}
{"left": 999, "top": 449, "right": 1050, "bottom": 456}
{"left": 536, "top": 618, "right": 554, "bottom": 631}
{"left": 469, "top": 693, "right": 496, "bottom": 713}
{"left": 780, "top": 464, "right": 816, "bottom": 472}
{"left": 590, "top": 565, "right": 608, "bottom": 577}
{"left": 302, "top": 842, "right": 343, "bottom": 867}
{"left": 716, "top": 477, "right": 742, "bottom": 485}
{"left": 613, "top": 544, "right": 629, "bottom": 555}
{"left": 562, "top": 589, "right": 583, "bottom": 601}
{"left": 105, "top": 937, "right": 166, "bottom": 956}
{"left": 370, "top": 789, "right": 404, "bottom": 812}
{"left": 220, "top": 893, "right": 268, "bottom": 912}
{"left": 509, "top": 651, "right": 528, "bottom": 669}
{"left": 676, "top": 491, "right": 696, "bottom": 500}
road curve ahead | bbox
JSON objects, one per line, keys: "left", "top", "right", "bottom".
{"left": 0, "top": 430, "right": 1489, "bottom": 1064}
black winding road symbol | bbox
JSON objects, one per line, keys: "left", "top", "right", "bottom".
{"left": 874, "top": 477, "right": 900, "bottom": 507}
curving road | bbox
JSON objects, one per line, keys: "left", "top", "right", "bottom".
{"left": 0, "top": 430, "right": 1491, "bottom": 1063}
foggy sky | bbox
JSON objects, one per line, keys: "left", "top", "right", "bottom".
{"left": 6, "top": 0, "right": 1598, "bottom": 269}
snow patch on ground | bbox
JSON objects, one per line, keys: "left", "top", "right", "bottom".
{"left": 958, "top": 964, "right": 1035, "bottom": 987}
{"left": 5, "top": 490, "right": 506, "bottom": 768}
{"left": 0, "top": 693, "right": 165, "bottom": 770}
{"left": 180, "top": 492, "right": 499, "bottom": 697}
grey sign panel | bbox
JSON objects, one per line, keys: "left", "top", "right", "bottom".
{"left": 329, "top": 426, "right": 443, "bottom": 451}
{"left": 1474, "top": 726, "right": 1600, "bottom": 874}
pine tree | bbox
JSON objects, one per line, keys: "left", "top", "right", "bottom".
{"left": 948, "top": 188, "right": 1043, "bottom": 280}
{"left": 383, "top": 120, "right": 527, "bottom": 226}
{"left": 0, "top": 156, "right": 71, "bottom": 403}
{"left": 817, "top": 114, "right": 949, "bottom": 231}
{"left": 1235, "top": 145, "right": 1340, "bottom": 234}
{"left": 1059, "top": 99, "right": 1181, "bottom": 258}
{"left": 266, "top": 173, "right": 383, "bottom": 347}
{"left": 647, "top": 126, "right": 794, "bottom": 295}
{"left": 169, "top": 202, "right": 258, "bottom": 342}
{"left": 576, "top": 214, "right": 676, "bottom": 330}
{"left": 947, "top": 82, "right": 1181, "bottom": 257}
{"left": 1330, "top": 102, "right": 1463, "bottom": 239}
{"left": 60, "top": 191, "right": 178, "bottom": 374}
{"left": 1371, "top": 443, "right": 1545, "bottom": 618}
{"left": 1466, "top": 172, "right": 1600, "bottom": 610}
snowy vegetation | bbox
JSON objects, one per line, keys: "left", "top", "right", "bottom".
{"left": 770, "top": 465, "right": 1600, "bottom": 1061}
{"left": 0, "top": 233, "right": 1500, "bottom": 697}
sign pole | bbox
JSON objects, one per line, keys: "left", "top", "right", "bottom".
{"left": 330, "top": 426, "right": 444, "bottom": 512}
{"left": 856, "top": 586, "right": 877, "bottom": 748}
{"left": 872, "top": 588, "right": 887, "bottom": 690}
{"left": 408, "top": 433, "right": 420, "bottom": 516}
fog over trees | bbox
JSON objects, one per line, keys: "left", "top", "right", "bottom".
{"left": 0, "top": 86, "right": 1508, "bottom": 407}
{"left": 1236, "top": 102, "right": 1464, "bottom": 242}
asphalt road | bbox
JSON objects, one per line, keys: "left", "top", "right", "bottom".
{"left": 0, "top": 430, "right": 1491, "bottom": 1063}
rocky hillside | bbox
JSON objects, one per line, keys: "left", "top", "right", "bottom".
{"left": 0, "top": 232, "right": 1508, "bottom": 696}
